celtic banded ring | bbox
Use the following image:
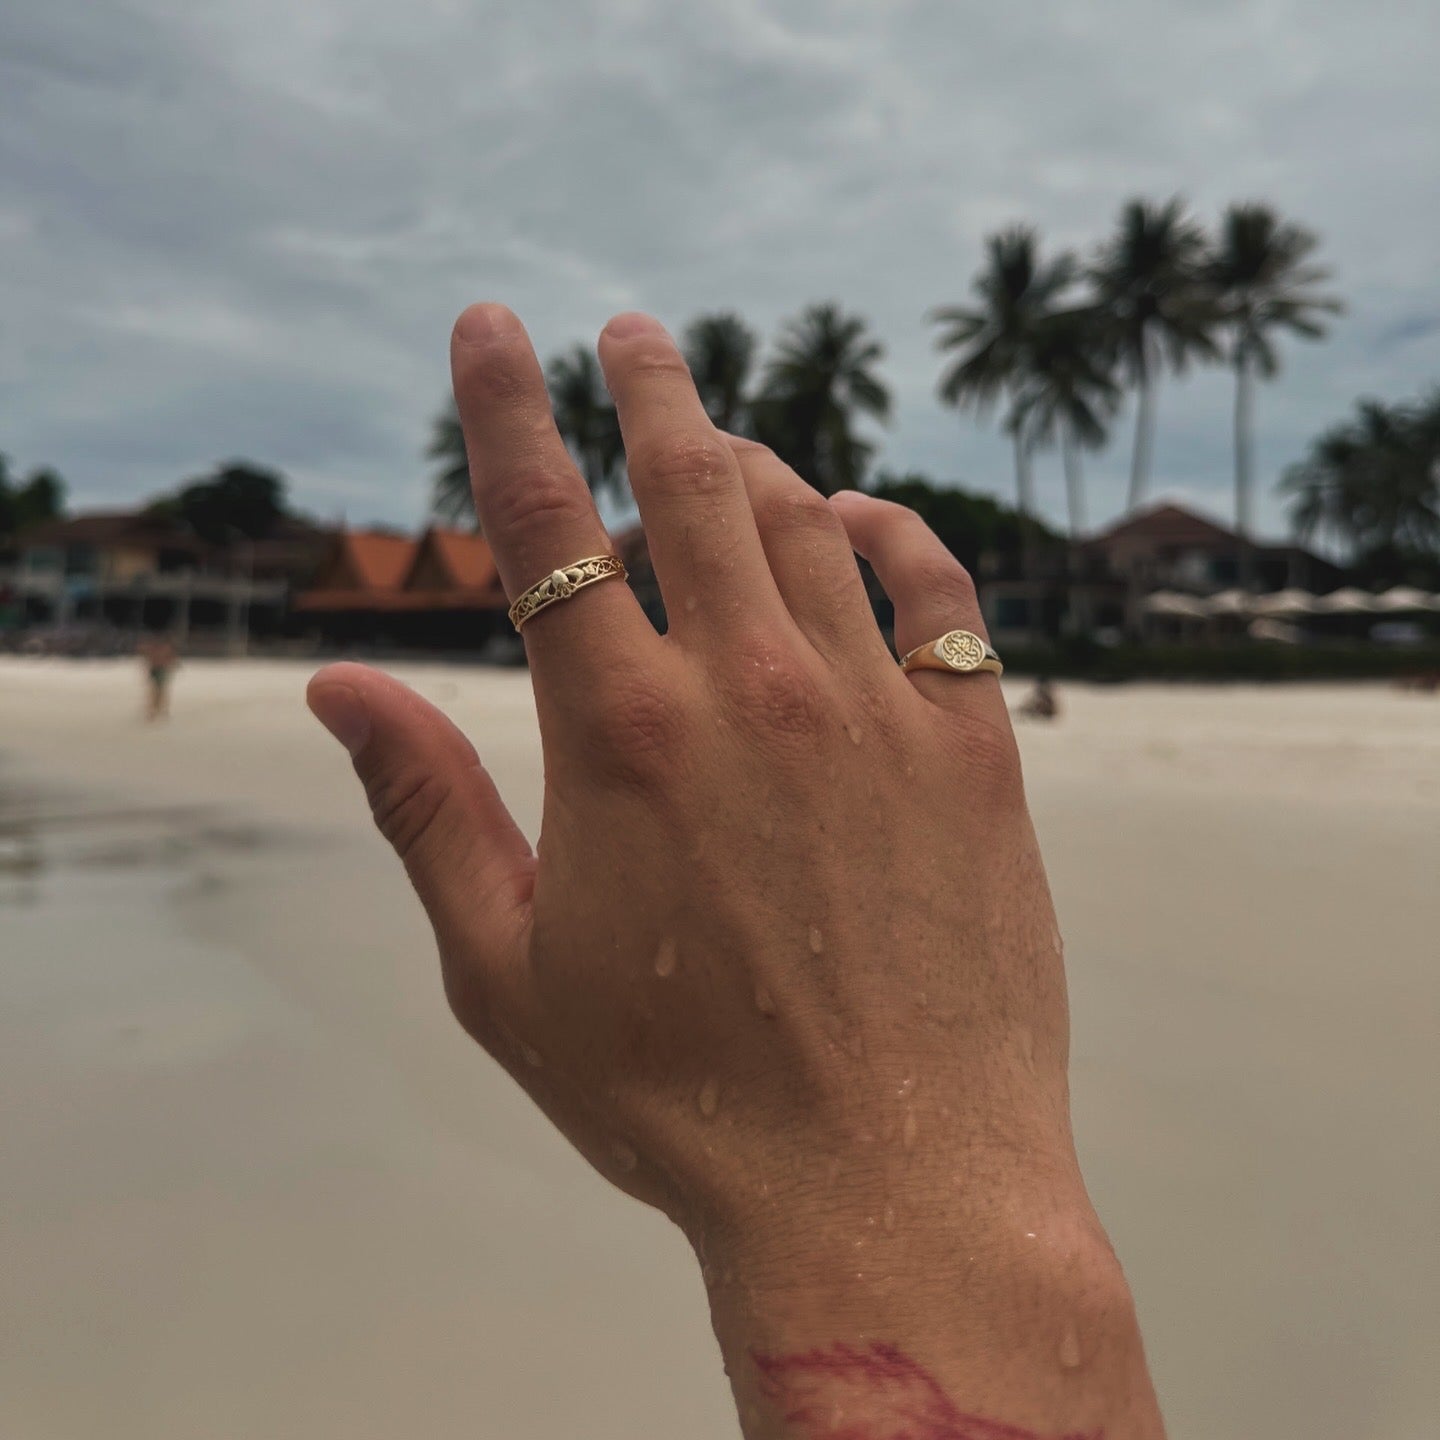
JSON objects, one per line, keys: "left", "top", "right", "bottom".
{"left": 507, "top": 554, "right": 628, "bottom": 631}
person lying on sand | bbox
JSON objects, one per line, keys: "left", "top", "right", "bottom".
{"left": 1016, "top": 676, "right": 1062, "bottom": 722}
{"left": 308, "top": 305, "right": 1166, "bottom": 1440}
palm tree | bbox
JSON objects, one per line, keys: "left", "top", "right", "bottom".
{"left": 1207, "top": 203, "right": 1342, "bottom": 588}
{"left": 931, "top": 225, "right": 1076, "bottom": 563}
{"left": 1283, "top": 394, "right": 1440, "bottom": 581}
{"left": 1090, "top": 197, "right": 1220, "bottom": 513}
{"left": 683, "top": 313, "right": 758, "bottom": 433}
{"left": 546, "top": 345, "right": 626, "bottom": 502}
{"left": 1011, "top": 308, "right": 1120, "bottom": 633}
{"left": 753, "top": 303, "right": 891, "bottom": 496}
{"left": 427, "top": 400, "right": 473, "bottom": 526}
{"left": 1012, "top": 307, "right": 1120, "bottom": 538}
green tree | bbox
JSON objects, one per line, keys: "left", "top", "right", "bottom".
{"left": 682, "top": 313, "right": 758, "bottom": 433}
{"left": 1282, "top": 392, "right": 1440, "bottom": 583}
{"left": 1207, "top": 202, "right": 1342, "bottom": 588}
{"left": 427, "top": 400, "right": 473, "bottom": 526}
{"left": 148, "top": 462, "right": 289, "bottom": 543}
{"left": 931, "top": 226, "right": 1075, "bottom": 549}
{"left": 0, "top": 457, "right": 67, "bottom": 537}
{"left": 1090, "top": 197, "right": 1219, "bottom": 513}
{"left": 546, "top": 345, "right": 626, "bottom": 502}
{"left": 753, "top": 303, "right": 891, "bottom": 496}
{"left": 865, "top": 470, "right": 1058, "bottom": 577}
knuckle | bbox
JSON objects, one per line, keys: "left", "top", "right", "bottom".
{"left": 724, "top": 639, "right": 823, "bottom": 744}
{"left": 587, "top": 675, "right": 689, "bottom": 788}
{"left": 465, "top": 349, "right": 534, "bottom": 407}
{"left": 620, "top": 340, "right": 692, "bottom": 384}
{"left": 487, "top": 467, "right": 591, "bottom": 549}
{"left": 938, "top": 705, "right": 1023, "bottom": 796}
{"left": 367, "top": 768, "right": 450, "bottom": 862}
{"left": 635, "top": 433, "right": 736, "bottom": 499}
{"left": 914, "top": 551, "right": 978, "bottom": 608}
{"left": 757, "top": 483, "right": 839, "bottom": 537}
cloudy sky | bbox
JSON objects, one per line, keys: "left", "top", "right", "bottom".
{"left": 3, "top": 0, "right": 1437, "bottom": 537}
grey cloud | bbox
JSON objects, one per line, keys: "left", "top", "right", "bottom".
{"left": 1, "top": 0, "right": 1437, "bottom": 534}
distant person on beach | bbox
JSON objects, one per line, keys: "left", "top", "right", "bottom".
{"left": 137, "top": 635, "right": 178, "bottom": 721}
{"left": 1017, "top": 675, "right": 1062, "bottom": 722}
{"left": 308, "top": 306, "right": 1166, "bottom": 1440}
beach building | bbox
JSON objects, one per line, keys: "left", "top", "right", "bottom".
{"left": 980, "top": 500, "right": 1345, "bottom": 645}
{"left": 294, "top": 526, "right": 511, "bottom": 649}
{"left": 0, "top": 510, "right": 329, "bottom": 646}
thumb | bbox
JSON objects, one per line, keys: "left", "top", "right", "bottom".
{"left": 306, "top": 662, "right": 534, "bottom": 969}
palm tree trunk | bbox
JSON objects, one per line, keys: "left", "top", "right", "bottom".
{"left": 1061, "top": 419, "right": 1089, "bottom": 636}
{"left": 1062, "top": 419, "right": 1087, "bottom": 537}
{"left": 1013, "top": 425, "right": 1037, "bottom": 562}
{"left": 1126, "top": 345, "right": 1157, "bottom": 513}
{"left": 1012, "top": 426, "right": 1041, "bottom": 640}
{"left": 1234, "top": 352, "right": 1256, "bottom": 592}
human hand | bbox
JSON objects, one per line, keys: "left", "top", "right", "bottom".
{"left": 307, "top": 306, "right": 1163, "bottom": 1438}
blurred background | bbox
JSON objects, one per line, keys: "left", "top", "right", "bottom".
{"left": 2, "top": 3, "right": 1437, "bottom": 1438}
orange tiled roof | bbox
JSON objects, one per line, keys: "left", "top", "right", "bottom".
{"left": 434, "top": 529, "right": 497, "bottom": 588}
{"left": 345, "top": 531, "right": 415, "bottom": 591}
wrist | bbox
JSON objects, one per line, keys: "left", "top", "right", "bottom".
{"left": 696, "top": 1198, "right": 1154, "bottom": 1439}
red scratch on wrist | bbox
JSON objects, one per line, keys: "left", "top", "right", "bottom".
{"left": 750, "top": 1341, "right": 1101, "bottom": 1440}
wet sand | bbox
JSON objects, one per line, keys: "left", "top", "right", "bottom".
{"left": 2, "top": 658, "right": 1437, "bottom": 1439}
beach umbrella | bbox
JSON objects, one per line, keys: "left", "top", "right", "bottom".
{"left": 1203, "top": 588, "right": 1255, "bottom": 616}
{"left": 1251, "top": 588, "right": 1318, "bottom": 617}
{"left": 1248, "top": 617, "right": 1305, "bottom": 644}
{"left": 1314, "top": 587, "right": 1379, "bottom": 613}
{"left": 1371, "top": 585, "right": 1437, "bottom": 612}
{"left": 1142, "top": 591, "right": 1209, "bottom": 618}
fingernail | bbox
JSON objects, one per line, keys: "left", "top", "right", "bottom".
{"left": 308, "top": 683, "right": 370, "bottom": 756}
{"left": 604, "top": 312, "right": 667, "bottom": 340}
{"left": 453, "top": 302, "right": 509, "bottom": 346}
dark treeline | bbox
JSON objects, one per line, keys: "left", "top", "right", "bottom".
{"left": 429, "top": 195, "right": 1437, "bottom": 585}
{"left": 0, "top": 455, "right": 66, "bottom": 538}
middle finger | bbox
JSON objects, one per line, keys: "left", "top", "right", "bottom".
{"left": 597, "top": 314, "right": 787, "bottom": 639}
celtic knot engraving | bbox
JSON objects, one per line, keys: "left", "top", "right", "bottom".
{"left": 508, "top": 555, "right": 627, "bottom": 629}
{"left": 938, "top": 630, "right": 985, "bottom": 670}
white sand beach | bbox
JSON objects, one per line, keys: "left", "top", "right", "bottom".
{"left": 2, "top": 658, "right": 1437, "bottom": 1440}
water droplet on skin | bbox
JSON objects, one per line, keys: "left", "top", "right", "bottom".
{"left": 808, "top": 926, "right": 824, "bottom": 955}
{"left": 609, "top": 1139, "right": 638, "bottom": 1172}
{"left": 698, "top": 1078, "right": 721, "bottom": 1118}
{"left": 902, "top": 1110, "right": 919, "bottom": 1151}
{"left": 896, "top": 1077, "right": 917, "bottom": 1099}
{"left": 882, "top": 1204, "right": 896, "bottom": 1233}
{"left": 519, "top": 1043, "right": 544, "bottom": 1068}
{"left": 1059, "top": 1327, "right": 1082, "bottom": 1370}
{"left": 654, "top": 936, "right": 678, "bottom": 978}
{"left": 1025, "top": 1231, "right": 1038, "bottom": 1240}
{"left": 754, "top": 985, "right": 777, "bottom": 1016}
{"left": 846, "top": 721, "right": 863, "bottom": 746}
